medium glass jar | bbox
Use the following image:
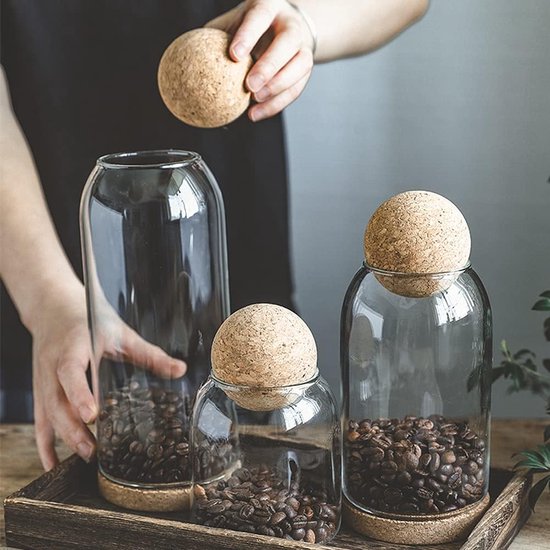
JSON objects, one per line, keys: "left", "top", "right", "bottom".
{"left": 341, "top": 264, "right": 492, "bottom": 543}
{"left": 80, "top": 150, "right": 229, "bottom": 510}
{"left": 191, "top": 374, "right": 342, "bottom": 544}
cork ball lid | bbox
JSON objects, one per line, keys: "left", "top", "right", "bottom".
{"left": 364, "top": 191, "right": 471, "bottom": 274}
{"left": 158, "top": 28, "right": 252, "bottom": 128}
{"left": 211, "top": 304, "right": 318, "bottom": 388}
{"left": 364, "top": 191, "right": 471, "bottom": 297}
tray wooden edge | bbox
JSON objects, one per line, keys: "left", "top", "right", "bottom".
{"left": 461, "top": 469, "right": 533, "bottom": 550}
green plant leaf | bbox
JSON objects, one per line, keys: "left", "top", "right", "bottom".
{"left": 543, "top": 359, "right": 550, "bottom": 373}
{"left": 514, "top": 457, "right": 545, "bottom": 471}
{"left": 528, "top": 475, "right": 550, "bottom": 512}
{"left": 539, "top": 291, "right": 550, "bottom": 299}
{"left": 524, "top": 358, "right": 538, "bottom": 372}
{"left": 533, "top": 298, "right": 550, "bottom": 311}
{"left": 537, "top": 444, "right": 550, "bottom": 467}
{"left": 514, "top": 446, "right": 550, "bottom": 471}
{"left": 491, "top": 366, "right": 507, "bottom": 384}
{"left": 514, "top": 349, "right": 536, "bottom": 360}
{"left": 500, "top": 340, "right": 511, "bottom": 357}
{"left": 544, "top": 318, "right": 550, "bottom": 341}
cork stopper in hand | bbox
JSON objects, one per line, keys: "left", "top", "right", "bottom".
{"left": 364, "top": 191, "right": 471, "bottom": 297}
{"left": 158, "top": 28, "right": 252, "bottom": 128}
{"left": 212, "top": 304, "right": 317, "bottom": 388}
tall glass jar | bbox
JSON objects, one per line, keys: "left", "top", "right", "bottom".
{"left": 191, "top": 374, "right": 342, "bottom": 544}
{"left": 341, "top": 264, "right": 492, "bottom": 544}
{"left": 80, "top": 150, "right": 229, "bottom": 511}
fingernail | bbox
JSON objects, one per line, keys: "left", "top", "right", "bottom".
{"left": 255, "top": 87, "right": 270, "bottom": 101}
{"left": 79, "top": 404, "right": 97, "bottom": 424}
{"left": 247, "top": 73, "right": 265, "bottom": 93}
{"left": 77, "top": 441, "right": 94, "bottom": 462}
{"left": 232, "top": 42, "right": 248, "bottom": 60}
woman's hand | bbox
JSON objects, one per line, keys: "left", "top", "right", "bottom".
{"left": 206, "top": 0, "right": 315, "bottom": 122}
{"left": 29, "top": 281, "right": 186, "bottom": 471}
{"left": 29, "top": 283, "right": 95, "bottom": 470}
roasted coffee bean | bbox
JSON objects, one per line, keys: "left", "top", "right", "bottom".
{"left": 98, "top": 385, "right": 226, "bottom": 485}
{"left": 146, "top": 443, "right": 163, "bottom": 459}
{"left": 439, "top": 463, "right": 455, "bottom": 477}
{"left": 420, "top": 454, "right": 431, "bottom": 469}
{"left": 194, "top": 466, "right": 339, "bottom": 543}
{"left": 129, "top": 441, "right": 144, "bottom": 455}
{"left": 285, "top": 497, "right": 301, "bottom": 511}
{"left": 239, "top": 504, "right": 255, "bottom": 519}
{"left": 464, "top": 460, "right": 479, "bottom": 474}
{"left": 396, "top": 471, "right": 412, "bottom": 485}
{"left": 270, "top": 511, "right": 287, "bottom": 525}
{"left": 292, "top": 515, "right": 308, "bottom": 529}
{"left": 345, "top": 415, "right": 486, "bottom": 515}
{"left": 301, "top": 505, "right": 314, "bottom": 520}
{"left": 441, "top": 450, "right": 456, "bottom": 464}
{"left": 429, "top": 452, "right": 441, "bottom": 474}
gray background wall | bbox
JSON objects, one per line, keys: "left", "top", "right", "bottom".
{"left": 284, "top": 0, "right": 550, "bottom": 417}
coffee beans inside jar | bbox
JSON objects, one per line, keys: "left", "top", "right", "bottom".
{"left": 345, "top": 416, "right": 486, "bottom": 515}
{"left": 194, "top": 466, "right": 339, "bottom": 543}
{"left": 98, "top": 381, "right": 234, "bottom": 485}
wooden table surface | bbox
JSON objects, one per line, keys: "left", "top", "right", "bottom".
{"left": 1, "top": 419, "right": 549, "bottom": 549}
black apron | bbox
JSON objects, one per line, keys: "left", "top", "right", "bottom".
{"left": 1, "top": 0, "right": 293, "bottom": 421}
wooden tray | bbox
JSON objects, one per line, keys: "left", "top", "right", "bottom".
{"left": 4, "top": 456, "right": 532, "bottom": 550}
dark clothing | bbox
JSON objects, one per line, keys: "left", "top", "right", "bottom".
{"left": 0, "top": 0, "right": 293, "bottom": 421}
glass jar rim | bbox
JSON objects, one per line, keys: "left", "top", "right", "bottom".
{"left": 210, "top": 371, "right": 320, "bottom": 391}
{"left": 97, "top": 149, "right": 201, "bottom": 170}
{"left": 363, "top": 260, "right": 471, "bottom": 278}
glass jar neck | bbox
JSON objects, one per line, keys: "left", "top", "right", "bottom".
{"left": 362, "top": 260, "right": 471, "bottom": 279}
{"left": 209, "top": 371, "right": 320, "bottom": 392}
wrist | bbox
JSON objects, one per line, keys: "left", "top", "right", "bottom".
{"left": 21, "top": 272, "right": 85, "bottom": 333}
{"left": 286, "top": 1, "right": 318, "bottom": 56}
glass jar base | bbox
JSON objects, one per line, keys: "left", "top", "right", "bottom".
{"left": 98, "top": 471, "right": 191, "bottom": 512}
{"left": 343, "top": 493, "right": 490, "bottom": 545}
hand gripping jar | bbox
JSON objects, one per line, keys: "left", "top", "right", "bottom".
{"left": 341, "top": 192, "right": 492, "bottom": 545}
{"left": 80, "top": 150, "right": 229, "bottom": 511}
{"left": 191, "top": 304, "right": 342, "bottom": 544}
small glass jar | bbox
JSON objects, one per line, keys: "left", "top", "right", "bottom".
{"left": 80, "top": 150, "right": 229, "bottom": 510}
{"left": 191, "top": 373, "right": 342, "bottom": 544}
{"left": 341, "top": 264, "right": 492, "bottom": 543}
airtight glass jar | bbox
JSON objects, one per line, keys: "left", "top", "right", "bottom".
{"left": 341, "top": 265, "right": 492, "bottom": 544}
{"left": 191, "top": 374, "right": 342, "bottom": 544}
{"left": 80, "top": 150, "right": 229, "bottom": 511}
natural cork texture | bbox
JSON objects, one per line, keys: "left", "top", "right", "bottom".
{"left": 364, "top": 191, "right": 471, "bottom": 297}
{"left": 343, "top": 493, "right": 490, "bottom": 545}
{"left": 98, "top": 471, "right": 191, "bottom": 512}
{"left": 211, "top": 304, "right": 318, "bottom": 410}
{"left": 158, "top": 28, "right": 252, "bottom": 128}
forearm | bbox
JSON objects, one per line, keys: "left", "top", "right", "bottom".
{"left": 0, "top": 67, "right": 82, "bottom": 330}
{"left": 294, "top": 0, "right": 430, "bottom": 63}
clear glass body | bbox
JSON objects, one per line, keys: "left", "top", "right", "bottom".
{"left": 341, "top": 264, "right": 491, "bottom": 517}
{"left": 191, "top": 374, "right": 342, "bottom": 544}
{"left": 80, "top": 150, "right": 229, "bottom": 489}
